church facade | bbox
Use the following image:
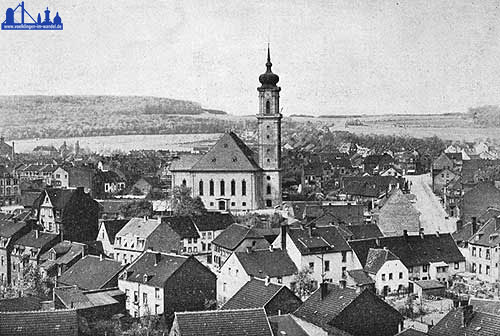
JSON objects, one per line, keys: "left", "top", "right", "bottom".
{"left": 170, "top": 48, "right": 282, "bottom": 212}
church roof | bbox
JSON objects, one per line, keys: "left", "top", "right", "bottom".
{"left": 171, "top": 132, "right": 261, "bottom": 172}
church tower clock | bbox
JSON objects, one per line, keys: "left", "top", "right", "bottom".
{"left": 257, "top": 46, "right": 282, "bottom": 208}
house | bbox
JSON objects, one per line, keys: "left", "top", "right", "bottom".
{"left": 272, "top": 224, "right": 359, "bottom": 286}
{"left": 372, "top": 189, "right": 421, "bottom": 236}
{"left": 349, "top": 232, "right": 465, "bottom": 286}
{"left": 10, "top": 230, "right": 59, "bottom": 287}
{"left": 145, "top": 216, "right": 200, "bottom": 255}
{"left": 362, "top": 154, "right": 394, "bottom": 175}
{"left": 0, "top": 219, "right": 29, "bottom": 285}
{"left": 0, "top": 166, "right": 21, "bottom": 206}
{"left": 32, "top": 187, "right": 100, "bottom": 243}
{"left": 221, "top": 278, "right": 302, "bottom": 315}
{"left": 39, "top": 240, "right": 86, "bottom": 280}
{"left": 298, "top": 203, "right": 367, "bottom": 226}
{"left": 96, "top": 219, "right": 129, "bottom": 257}
{"left": 170, "top": 51, "right": 284, "bottom": 212}
{"left": 57, "top": 255, "right": 124, "bottom": 290}
{"left": 113, "top": 217, "right": 161, "bottom": 265}
{"left": 0, "top": 137, "right": 14, "bottom": 160}
{"left": 0, "top": 308, "right": 79, "bottom": 336}
{"left": 432, "top": 168, "right": 458, "bottom": 196}
{"left": 467, "top": 215, "right": 500, "bottom": 283}
{"left": 460, "top": 182, "right": 500, "bottom": 225}
{"left": 118, "top": 251, "right": 216, "bottom": 318}
{"left": 363, "top": 247, "right": 409, "bottom": 296}
{"left": 217, "top": 248, "right": 298, "bottom": 304}
{"left": 341, "top": 176, "right": 407, "bottom": 204}
{"left": 169, "top": 308, "right": 274, "bottom": 336}
{"left": 412, "top": 279, "right": 445, "bottom": 298}
{"left": 346, "top": 269, "right": 375, "bottom": 293}
{"left": 93, "top": 170, "right": 126, "bottom": 198}
{"left": 428, "top": 304, "right": 500, "bottom": 336}
{"left": 293, "top": 283, "right": 404, "bottom": 336}
{"left": 211, "top": 223, "right": 269, "bottom": 268}
{"left": 191, "top": 213, "right": 234, "bottom": 257}
{"left": 50, "top": 166, "right": 69, "bottom": 188}
{"left": 16, "top": 164, "right": 55, "bottom": 185}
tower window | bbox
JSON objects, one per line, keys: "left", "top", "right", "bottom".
{"left": 266, "top": 101, "right": 271, "bottom": 114}
{"left": 241, "top": 180, "right": 247, "bottom": 196}
{"left": 231, "top": 180, "right": 236, "bottom": 196}
{"left": 266, "top": 184, "right": 272, "bottom": 195}
{"left": 199, "top": 180, "right": 204, "bottom": 196}
{"left": 209, "top": 180, "right": 214, "bottom": 196}
{"left": 266, "top": 135, "right": 270, "bottom": 139}
{"left": 267, "top": 176, "right": 271, "bottom": 181}
{"left": 182, "top": 179, "right": 187, "bottom": 187}
{"left": 266, "top": 200, "right": 273, "bottom": 207}
{"left": 220, "top": 180, "right": 225, "bottom": 196}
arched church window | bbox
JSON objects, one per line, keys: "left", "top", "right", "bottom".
{"left": 266, "top": 101, "right": 270, "bottom": 114}
{"left": 182, "top": 179, "right": 186, "bottom": 187}
{"left": 241, "top": 180, "right": 247, "bottom": 196}
{"left": 220, "top": 180, "right": 225, "bottom": 196}
{"left": 231, "top": 180, "right": 236, "bottom": 196}
{"left": 266, "top": 184, "right": 272, "bottom": 195}
{"left": 199, "top": 180, "right": 204, "bottom": 196}
{"left": 209, "top": 180, "right": 214, "bottom": 196}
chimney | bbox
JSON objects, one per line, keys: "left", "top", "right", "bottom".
{"left": 35, "top": 230, "right": 39, "bottom": 239}
{"left": 11, "top": 141, "right": 14, "bottom": 159}
{"left": 419, "top": 228, "right": 424, "bottom": 240}
{"left": 99, "top": 254, "right": 103, "bottom": 261}
{"left": 462, "top": 305, "right": 474, "bottom": 327}
{"left": 320, "top": 282, "right": 329, "bottom": 300}
{"left": 472, "top": 217, "right": 478, "bottom": 234}
{"left": 435, "top": 231, "right": 440, "bottom": 238}
{"left": 269, "top": 245, "right": 274, "bottom": 252}
{"left": 375, "top": 238, "right": 380, "bottom": 247}
{"left": 403, "top": 230, "right": 408, "bottom": 240}
{"left": 144, "top": 215, "right": 149, "bottom": 222}
{"left": 281, "top": 225, "right": 287, "bottom": 250}
{"left": 339, "top": 279, "right": 347, "bottom": 289}
{"left": 265, "top": 276, "right": 270, "bottom": 286}
{"left": 246, "top": 246, "right": 252, "bottom": 254}
{"left": 154, "top": 252, "right": 161, "bottom": 266}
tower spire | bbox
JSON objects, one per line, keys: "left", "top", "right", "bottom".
{"left": 266, "top": 43, "right": 272, "bottom": 69}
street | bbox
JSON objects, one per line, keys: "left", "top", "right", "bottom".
{"left": 406, "top": 174, "right": 457, "bottom": 234}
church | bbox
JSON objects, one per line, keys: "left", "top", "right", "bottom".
{"left": 170, "top": 48, "right": 282, "bottom": 212}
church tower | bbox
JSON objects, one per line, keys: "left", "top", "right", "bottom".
{"left": 257, "top": 46, "right": 282, "bottom": 208}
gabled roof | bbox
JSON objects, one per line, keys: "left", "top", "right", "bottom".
{"left": 347, "top": 269, "right": 375, "bottom": 286}
{"left": 429, "top": 307, "right": 500, "bottom": 336}
{"left": 100, "top": 219, "right": 129, "bottom": 243}
{"left": 54, "top": 286, "right": 118, "bottom": 310}
{"left": 145, "top": 223, "right": 183, "bottom": 254}
{"left": 0, "top": 296, "right": 44, "bottom": 312}
{"left": 122, "top": 251, "right": 189, "bottom": 287}
{"left": 341, "top": 224, "right": 383, "bottom": 240}
{"left": 0, "top": 219, "right": 27, "bottom": 238}
{"left": 40, "top": 241, "right": 85, "bottom": 270}
{"left": 14, "top": 230, "right": 59, "bottom": 249}
{"left": 212, "top": 223, "right": 268, "bottom": 250}
{"left": 287, "top": 226, "right": 351, "bottom": 255}
{"left": 469, "top": 217, "right": 500, "bottom": 247}
{"left": 33, "top": 188, "right": 75, "bottom": 211}
{"left": 234, "top": 249, "right": 298, "bottom": 278}
{"left": 173, "top": 308, "right": 273, "bottom": 336}
{"left": 191, "top": 213, "right": 234, "bottom": 232}
{"left": 306, "top": 204, "right": 366, "bottom": 226}
{"left": 342, "top": 176, "right": 404, "bottom": 198}
{"left": 161, "top": 216, "right": 200, "bottom": 238}
{"left": 349, "top": 233, "right": 465, "bottom": 268}
{"left": 364, "top": 248, "right": 400, "bottom": 274}
{"left": 268, "top": 314, "right": 310, "bottom": 336}
{"left": 57, "top": 255, "right": 124, "bottom": 290}
{"left": 0, "top": 309, "right": 79, "bottom": 336}
{"left": 171, "top": 132, "right": 261, "bottom": 172}
{"left": 169, "top": 154, "right": 203, "bottom": 171}
{"left": 221, "top": 278, "right": 301, "bottom": 311}
{"left": 470, "top": 298, "right": 500, "bottom": 316}
{"left": 115, "top": 217, "right": 161, "bottom": 239}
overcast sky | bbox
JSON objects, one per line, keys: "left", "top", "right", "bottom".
{"left": 1, "top": 0, "right": 500, "bottom": 116}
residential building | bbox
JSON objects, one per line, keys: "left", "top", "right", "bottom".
{"left": 50, "top": 166, "right": 69, "bottom": 188}
{"left": 0, "top": 137, "right": 14, "bottom": 160}
{"left": 96, "top": 219, "right": 129, "bottom": 257}
{"left": 113, "top": 217, "right": 161, "bottom": 265}
{"left": 118, "top": 251, "right": 216, "bottom": 318}
{"left": 221, "top": 278, "right": 302, "bottom": 315}
{"left": 191, "top": 213, "right": 234, "bottom": 257}
{"left": 0, "top": 308, "right": 79, "bottom": 336}
{"left": 217, "top": 248, "right": 297, "bottom": 304}
{"left": 363, "top": 247, "right": 409, "bottom": 296}
{"left": 0, "top": 166, "right": 20, "bottom": 206}
{"left": 372, "top": 189, "right": 421, "bottom": 236}
{"left": 169, "top": 308, "right": 274, "bottom": 336}
{"left": 57, "top": 255, "right": 124, "bottom": 290}
{"left": 170, "top": 49, "right": 283, "bottom": 212}
{"left": 146, "top": 216, "right": 200, "bottom": 255}
{"left": 467, "top": 216, "right": 500, "bottom": 282}
{"left": 93, "top": 170, "right": 126, "bottom": 199}
{"left": 432, "top": 168, "right": 458, "bottom": 196}
{"left": 32, "top": 187, "right": 100, "bottom": 243}
{"left": 212, "top": 223, "right": 269, "bottom": 268}
{"left": 0, "top": 219, "right": 29, "bottom": 285}
{"left": 293, "top": 283, "right": 404, "bottom": 336}
{"left": 39, "top": 240, "right": 86, "bottom": 280}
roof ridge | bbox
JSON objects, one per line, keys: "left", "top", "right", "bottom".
{"left": 0, "top": 308, "right": 77, "bottom": 314}
{"left": 175, "top": 307, "right": 265, "bottom": 315}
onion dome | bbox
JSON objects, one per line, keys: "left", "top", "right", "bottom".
{"left": 259, "top": 46, "right": 279, "bottom": 89}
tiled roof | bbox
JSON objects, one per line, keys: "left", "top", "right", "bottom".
{"left": 269, "top": 314, "right": 310, "bottom": 336}
{"left": 342, "top": 176, "right": 404, "bottom": 198}
{"left": 40, "top": 241, "right": 85, "bottom": 269}
{"left": 429, "top": 307, "right": 500, "bottom": 336}
{"left": 469, "top": 217, "right": 500, "bottom": 247}
{"left": 54, "top": 286, "right": 118, "bottom": 309}
{"left": 342, "top": 224, "right": 383, "bottom": 240}
{"left": 347, "top": 269, "right": 375, "bottom": 285}
{"left": 169, "top": 154, "right": 202, "bottom": 171}
{"left": 375, "top": 189, "right": 421, "bottom": 236}
{"left": 364, "top": 248, "right": 400, "bottom": 274}
{"left": 470, "top": 298, "right": 500, "bottom": 316}
{"left": 0, "top": 309, "right": 79, "bottom": 336}
{"left": 191, "top": 212, "right": 234, "bottom": 232}
{"left": 100, "top": 219, "right": 129, "bottom": 243}
{"left": 478, "top": 208, "right": 500, "bottom": 225}
{"left": 0, "top": 219, "right": 27, "bottom": 238}
{"left": 414, "top": 279, "right": 445, "bottom": 290}
{"left": 174, "top": 132, "right": 262, "bottom": 172}
{"left": 0, "top": 296, "right": 43, "bottom": 312}
{"left": 161, "top": 216, "right": 200, "bottom": 238}
{"left": 57, "top": 255, "right": 124, "bottom": 290}
{"left": 173, "top": 308, "right": 273, "bottom": 336}
{"left": 234, "top": 249, "right": 298, "bottom": 278}
{"left": 32, "top": 188, "right": 75, "bottom": 211}
{"left": 212, "top": 223, "right": 268, "bottom": 250}
{"left": 145, "top": 223, "right": 183, "bottom": 254}
{"left": 288, "top": 226, "right": 352, "bottom": 255}
{"left": 14, "top": 230, "right": 59, "bottom": 249}
{"left": 461, "top": 182, "right": 500, "bottom": 222}
{"left": 349, "top": 233, "right": 465, "bottom": 268}
{"left": 123, "top": 251, "right": 188, "bottom": 287}
{"left": 453, "top": 222, "right": 474, "bottom": 243}
{"left": 222, "top": 278, "right": 300, "bottom": 310}
{"left": 396, "top": 328, "right": 428, "bottom": 336}
{"left": 116, "top": 217, "right": 161, "bottom": 239}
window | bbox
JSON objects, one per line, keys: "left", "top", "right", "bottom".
{"left": 202, "top": 232, "right": 207, "bottom": 239}
{"left": 242, "top": 202, "right": 246, "bottom": 207}
{"left": 472, "top": 247, "right": 476, "bottom": 257}
{"left": 399, "top": 272, "right": 403, "bottom": 279}
{"left": 143, "top": 293, "right": 148, "bottom": 304}
{"left": 325, "top": 260, "right": 330, "bottom": 271}
{"left": 309, "top": 262, "right": 314, "bottom": 271}
{"left": 277, "top": 277, "right": 282, "bottom": 284}
{"left": 125, "top": 289, "right": 130, "bottom": 302}
{"left": 231, "top": 180, "right": 236, "bottom": 196}
{"left": 342, "top": 267, "right": 347, "bottom": 278}
{"left": 389, "top": 273, "right": 393, "bottom": 280}
{"left": 182, "top": 179, "right": 186, "bottom": 187}
{"left": 209, "top": 180, "right": 214, "bottom": 196}
{"left": 0, "top": 256, "right": 3, "bottom": 266}
{"left": 266, "top": 184, "right": 272, "bottom": 195}
{"left": 155, "top": 288, "right": 160, "bottom": 299}
{"left": 208, "top": 232, "right": 212, "bottom": 239}
{"left": 188, "top": 238, "right": 192, "bottom": 244}
{"left": 266, "top": 101, "right": 271, "bottom": 114}
{"left": 382, "top": 274, "right": 386, "bottom": 281}
{"left": 423, "top": 265, "right": 428, "bottom": 272}
{"left": 341, "top": 251, "right": 347, "bottom": 263}
{"left": 220, "top": 180, "right": 225, "bottom": 196}
{"left": 134, "top": 291, "right": 138, "bottom": 303}
{"left": 486, "top": 265, "right": 490, "bottom": 275}
{"left": 223, "top": 283, "right": 227, "bottom": 292}
{"left": 199, "top": 180, "right": 204, "bottom": 196}
{"left": 241, "top": 180, "right": 246, "bottom": 196}
{"left": 455, "top": 262, "right": 459, "bottom": 270}
{"left": 188, "top": 247, "right": 192, "bottom": 253}
{"left": 479, "top": 264, "right": 482, "bottom": 274}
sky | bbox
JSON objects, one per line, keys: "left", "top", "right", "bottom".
{"left": 1, "top": 0, "right": 500, "bottom": 116}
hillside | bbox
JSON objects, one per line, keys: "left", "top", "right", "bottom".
{"left": 0, "top": 95, "right": 229, "bottom": 140}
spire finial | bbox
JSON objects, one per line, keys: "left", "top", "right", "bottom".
{"left": 266, "top": 43, "right": 272, "bottom": 70}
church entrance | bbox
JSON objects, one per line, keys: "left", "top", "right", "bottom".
{"left": 218, "top": 200, "right": 226, "bottom": 211}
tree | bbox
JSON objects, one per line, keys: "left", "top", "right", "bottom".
{"left": 171, "top": 185, "right": 206, "bottom": 216}
{"left": 292, "top": 267, "right": 316, "bottom": 300}
{"left": 119, "top": 200, "right": 153, "bottom": 218}
{"left": 1, "top": 259, "right": 51, "bottom": 299}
